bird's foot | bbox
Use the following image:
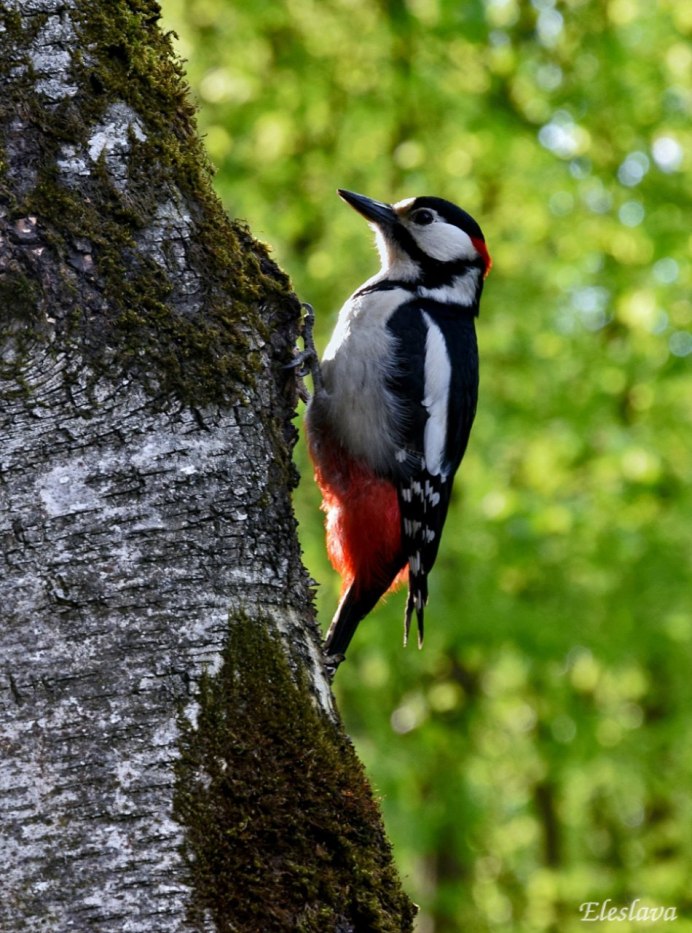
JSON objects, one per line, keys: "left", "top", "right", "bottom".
{"left": 285, "top": 303, "right": 323, "bottom": 401}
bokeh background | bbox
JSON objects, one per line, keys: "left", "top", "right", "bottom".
{"left": 160, "top": 1, "right": 691, "bottom": 929}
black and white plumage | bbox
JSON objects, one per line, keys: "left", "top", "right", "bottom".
{"left": 304, "top": 189, "right": 491, "bottom": 675}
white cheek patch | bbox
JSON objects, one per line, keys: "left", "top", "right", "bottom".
{"left": 411, "top": 222, "right": 477, "bottom": 263}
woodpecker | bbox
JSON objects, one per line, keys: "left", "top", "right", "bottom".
{"left": 303, "top": 189, "right": 491, "bottom": 676}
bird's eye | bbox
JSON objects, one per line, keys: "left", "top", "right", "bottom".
{"left": 412, "top": 209, "right": 434, "bottom": 226}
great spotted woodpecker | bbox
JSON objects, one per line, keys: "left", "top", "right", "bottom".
{"left": 301, "top": 189, "right": 491, "bottom": 676}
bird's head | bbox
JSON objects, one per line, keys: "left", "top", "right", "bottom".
{"left": 338, "top": 189, "right": 492, "bottom": 288}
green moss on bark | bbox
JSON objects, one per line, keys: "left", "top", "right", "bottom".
{"left": 1, "top": 0, "right": 299, "bottom": 405}
{"left": 0, "top": 264, "right": 40, "bottom": 323}
{"left": 174, "top": 614, "right": 416, "bottom": 933}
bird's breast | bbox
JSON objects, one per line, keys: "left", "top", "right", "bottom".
{"left": 319, "top": 287, "right": 410, "bottom": 474}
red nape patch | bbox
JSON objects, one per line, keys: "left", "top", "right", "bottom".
{"left": 309, "top": 442, "right": 407, "bottom": 595}
{"left": 472, "top": 237, "right": 492, "bottom": 279}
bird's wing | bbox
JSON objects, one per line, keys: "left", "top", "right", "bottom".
{"left": 386, "top": 300, "right": 479, "bottom": 645}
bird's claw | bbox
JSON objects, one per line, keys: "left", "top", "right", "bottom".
{"left": 285, "top": 347, "right": 317, "bottom": 377}
{"left": 285, "top": 303, "right": 323, "bottom": 400}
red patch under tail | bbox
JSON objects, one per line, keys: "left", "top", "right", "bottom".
{"left": 308, "top": 437, "right": 407, "bottom": 596}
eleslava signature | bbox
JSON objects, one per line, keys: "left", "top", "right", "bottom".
{"left": 579, "top": 899, "right": 678, "bottom": 922}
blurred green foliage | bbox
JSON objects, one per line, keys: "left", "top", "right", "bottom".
{"left": 160, "top": 0, "right": 691, "bottom": 928}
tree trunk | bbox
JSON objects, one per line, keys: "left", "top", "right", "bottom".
{"left": 0, "top": 2, "right": 415, "bottom": 930}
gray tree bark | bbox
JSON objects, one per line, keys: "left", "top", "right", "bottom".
{"left": 0, "top": 1, "right": 414, "bottom": 931}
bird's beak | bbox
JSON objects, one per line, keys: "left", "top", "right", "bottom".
{"left": 338, "top": 189, "right": 397, "bottom": 227}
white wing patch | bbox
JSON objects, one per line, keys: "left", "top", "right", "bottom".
{"left": 421, "top": 313, "right": 451, "bottom": 477}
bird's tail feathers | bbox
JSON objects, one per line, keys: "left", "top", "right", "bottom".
{"left": 404, "top": 571, "right": 428, "bottom": 649}
{"left": 324, "top": 582, "right": 384, "bottom": 661}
